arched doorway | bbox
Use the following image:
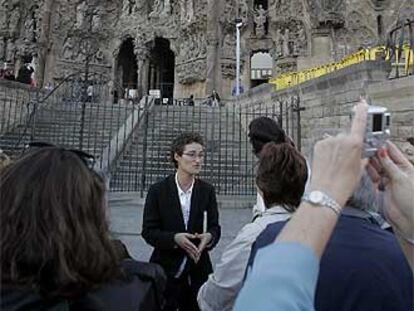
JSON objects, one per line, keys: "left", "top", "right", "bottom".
{"left": 148, "top": 37, "right": 175, "bottom": 102}
{"left": 116, "top": 38, "right": 138, "bottom": 99}
{"left": 250, "top": 51, "right": 273, "bottom": 88}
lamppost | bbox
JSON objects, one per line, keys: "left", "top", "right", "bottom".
{"left": 235, "top": 18, "right": 243, "bottom": 96}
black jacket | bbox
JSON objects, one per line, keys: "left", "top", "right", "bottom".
{"left": 0, "top": 260, "right": 166, "bottom": 311}
{"left": 142, "top": 175, "right": 221, "bottom": 283}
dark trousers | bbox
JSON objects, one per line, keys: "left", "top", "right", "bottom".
{"left": 163, "top": 274, "right": 200, "bottom": 311}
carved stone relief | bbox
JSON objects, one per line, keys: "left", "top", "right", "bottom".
{"left": 304, "top": 0, "right": 345, "bottom": 28}
{"left": 8, "top": 0, "right": 21, "bottom": 35}
{"left": 179, "top": 0, "right": 194, "bottom": 24}
{"left": 3, "top": 0, "right": 411, "bottom": 93}
{"left": 176, "top": 30, "right": 207, "bottom": 83}
{"left": 6, "top": 38, "right": 15, "bottom": 62}
{"left": 149, "top": 0, "right": 172, "bottom": 18}
{"left": 270, "top": 20, "right": 308, "bottom": 60}
{"left": 346, "top": 10, "right": 377, "bottom": 47}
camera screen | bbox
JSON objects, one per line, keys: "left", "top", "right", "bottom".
{"left": 372, "top": 114, "right": 383, "bottom": 132}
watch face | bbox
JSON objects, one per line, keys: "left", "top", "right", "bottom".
{"left": 310, "top": 191, "right": 324, "bottom": 203}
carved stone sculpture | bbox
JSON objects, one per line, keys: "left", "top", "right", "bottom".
{"left": 222, "top": 32, "right": 236, "bottom": 59}
{"left": 179, "top": 0, "right": 194, "bottom": 23}
{"left": 282, "top": 28, "right": 290, "bottom": 56}
{"left": 75, "top": 1, "right": 87, "bottom": 29}
{"left": 273, "top": 28, "right": 283, "bottom": 57}
{"left": 150, "top": 0, "right": 171, "bottom": 18}
{"left": 6, "top": 38, "right": 15, "bottom": 62}
{"left": 254, "top": 5, "right": 267, "bottom": 38}
{"left": 8, "top": 1, "right": 21, "bottom": 33}
{"left": 123, "top": 0, "right": 136, "bottom": 15}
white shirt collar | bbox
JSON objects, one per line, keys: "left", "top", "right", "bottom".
{"left": 175, "top": 173, "right": 194, "bottom": 196}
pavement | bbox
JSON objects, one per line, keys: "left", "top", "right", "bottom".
{"left": 108, "top": 192, "right": 253, "bottom": 265}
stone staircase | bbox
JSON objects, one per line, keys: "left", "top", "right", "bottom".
{"left": 0, "top": 99, "right": 135, "bottom": 162}
{"left": 110, "top": 105, "right": 257, "bottom": 195}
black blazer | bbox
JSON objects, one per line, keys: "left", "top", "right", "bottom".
{"left": 142, "top": 174, "right": 221, "bottom": 283}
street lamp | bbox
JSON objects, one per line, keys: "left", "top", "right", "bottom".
{"left": 235, "top": 18, "right": 243, "bottom": 97}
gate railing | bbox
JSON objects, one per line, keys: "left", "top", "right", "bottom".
{"left": 1, "top": 77, "right": 300, "bottom": 195}
{"left": 109, "top": 100, "right": 284, "bottom": 195}
{"left": 0, "top": 73, "right": 153, "bottom": 176}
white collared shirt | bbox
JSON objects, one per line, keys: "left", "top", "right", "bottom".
{"left": 175, "top": 173, "right": 195, "bottom": 277}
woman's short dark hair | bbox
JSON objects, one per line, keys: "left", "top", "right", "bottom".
{"left": 407, "top": 137, "right": 414, "bottom": 146}
{"left": 248, "top": 117, "right": 286, "bottom": 156}
{"left": 256, "top": 142, "right": 308, "bottom": 211}
{"left": 0, "top": 148, "right": 120, "bottom": 298}
{"left": 170, "top": 132, "right": 204, "bottom": 168}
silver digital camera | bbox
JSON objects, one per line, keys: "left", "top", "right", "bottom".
{"left": 359, "top": 105, "right": 391, "bottom": 157}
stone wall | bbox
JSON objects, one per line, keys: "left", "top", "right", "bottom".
{"left": 237, "top": 60, "right": 414, "bottom": 157}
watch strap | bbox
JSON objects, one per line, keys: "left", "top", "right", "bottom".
{"left": 302, "top": 191, "right": 342, "bottom": 215}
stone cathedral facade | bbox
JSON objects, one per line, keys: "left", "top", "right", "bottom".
{"left": 0, "top": 0, "right": 413, "bottom": 99}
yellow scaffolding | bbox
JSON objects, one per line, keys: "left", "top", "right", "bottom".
{"left": 270, "top": 44, "right": 413, "bottom": 91}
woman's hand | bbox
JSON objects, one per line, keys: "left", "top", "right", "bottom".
{"left": 368, "top": 141, "right": 414, "bottom": 240}
{"left": 309, "top": 101, "right": 368, "bottom": 207}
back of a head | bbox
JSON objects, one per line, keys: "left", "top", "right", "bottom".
{"left": 346, "top": 172, "right": 378, "bottom": 212}
{"left": 256, "top": 142, "right": 308, "bottom": 211}
{"left": 0, "top": 148, "right": 120, "bottom": 298}
{"left": 248, "top": 117, "right": 286, "bottom": 155}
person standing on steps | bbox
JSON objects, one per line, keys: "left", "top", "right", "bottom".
{"left": 142, "top": 132, "right": 221, "bottom": 311}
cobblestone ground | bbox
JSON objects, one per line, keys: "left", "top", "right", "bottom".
{"left": 109, "top": 192, "right": 252, "bottom": 265}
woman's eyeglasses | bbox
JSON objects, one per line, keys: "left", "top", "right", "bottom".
{"left": 24, "top": 141, "right": 96, "bottom": 170}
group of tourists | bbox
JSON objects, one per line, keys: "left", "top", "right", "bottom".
{"left": 0, "top": 99, "right": 413, "bottom": 311}
{"left": 0, "top": 63, "right": 35, "bottom": 86}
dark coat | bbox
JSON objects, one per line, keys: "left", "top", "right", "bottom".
{"left": 0, "top": 259, "right": 166, "bottom": 311}
{"left": 248, "top": 209, "right": 413, "bottom": 311}
{"left": 142, "top": 174, "right": 221, "bottom": 285}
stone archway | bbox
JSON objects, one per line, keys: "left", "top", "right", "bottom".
{"left": 148, "top": 37, "right": 175, "bottom": 101}
{"left": 250, "top": 51, "right": 273, "bottom": 88}
{"left": 116, "top": 38, "right": 138, "bottom": 100}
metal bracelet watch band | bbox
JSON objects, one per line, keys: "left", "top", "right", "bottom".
{"left": 302, "top": 191, "right": 342, "bottom": 215}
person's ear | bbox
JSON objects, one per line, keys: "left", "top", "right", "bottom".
{"left": 174, "top": 152, "right": 180, "bottom": 162}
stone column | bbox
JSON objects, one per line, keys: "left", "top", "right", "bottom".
{"left": 205, "top": 0, "right": 219, "bottom": 95}
{"left": 134, "top": 43, "right": 150, "bottom": 99}
{"left": 142, "top": 59, "right": 150, "bottom": 96}
{"left": 36, "top": 0, "right": 54, "bottom": 87}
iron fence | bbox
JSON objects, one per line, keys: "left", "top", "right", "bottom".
{"left": 0, "top": 73, "right": 151, "bottom": 173}
{"left": 1, "top": 77, "right": 302, "bottom": 195}
{"left": 109, "top": 99, "right": 288, "bottom": 196}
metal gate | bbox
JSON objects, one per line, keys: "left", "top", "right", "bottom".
{"left": 109, "top": 96, "right": 302, "bottom": 196}
{"left": 1, "top": 77, "right": 302, "bottom": 195}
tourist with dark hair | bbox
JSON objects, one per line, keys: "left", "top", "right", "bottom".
{"left": 16, "top": 63, "right": 34, "bottom": 85}
{"left": 142, "top": 132, "right": 221, "bottom": 311}
{"left": 197, "top": 141, "right": 308, "bottom": 311}
{"left": 248, "top": 116, "right": 303, "bottom": 219}
{"left": 3, "top": 68, "right": 15, "bottom": 81}
{"left": 248, "top": 152, "right": 413, "bottom": 309}
{"left": 0, "top": 146, "right": 166, "bottom": 310}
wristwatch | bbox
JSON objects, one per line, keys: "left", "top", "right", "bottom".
{"left": 302, "top": 191, "right": 342, "bottom": 215}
